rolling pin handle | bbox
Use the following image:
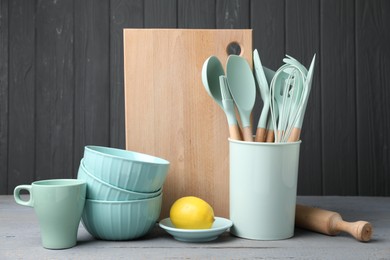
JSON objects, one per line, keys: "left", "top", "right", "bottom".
{"left": 334, "top": 220, "right": 373, "bottom": 242}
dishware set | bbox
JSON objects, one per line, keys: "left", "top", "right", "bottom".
{"left": 78, "top": 145, "right": 170, "bottom": 241}
{"left": 202, "top": 49, "right": 316, "bottom": 143}
{"left": 13, "top": 146, "right": 170, "bottom": 248}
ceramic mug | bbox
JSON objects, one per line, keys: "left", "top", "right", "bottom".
{"left": 14, "top": 179, "right": 86, "bottom": 249}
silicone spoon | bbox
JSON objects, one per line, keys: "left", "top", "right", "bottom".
{"left": 201, "top": 56, "right": 225, "bottom": 109}
{"left": 226, "top": 55, "right": 256, "bottom": 142}
{"left": 219, "top": 76, "right": 241, "bottom": 140}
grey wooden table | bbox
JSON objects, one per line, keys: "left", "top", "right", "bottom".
{"left": 1, "top": 195, "right": 389, "bottom": 259}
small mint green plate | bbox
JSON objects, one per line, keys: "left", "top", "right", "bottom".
{"left": 159, "top": 217, "right": 233, "bottom": 242}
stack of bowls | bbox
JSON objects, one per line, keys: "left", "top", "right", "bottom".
{"left": 77, "top": 145, "right": 170, "bottom": 240}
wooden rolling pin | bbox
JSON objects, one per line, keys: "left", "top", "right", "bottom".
{"left": 295, "top": 204, "right": 373, "bottom": 242}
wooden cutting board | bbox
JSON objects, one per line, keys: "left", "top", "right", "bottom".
{"left": 123, "top": 29, "right": 252, "bottom": 218}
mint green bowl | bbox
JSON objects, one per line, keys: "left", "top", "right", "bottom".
{"left": 83, "top": 146, "right": 170, "bottom": 193}
{"left": 77, "top": 159, "right": 162, "bottom": 200}
{"left": 81, "top": 193, "right": 162, "bottom": 240}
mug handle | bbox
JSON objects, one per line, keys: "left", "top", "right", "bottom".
{"left": 14, "top": 185, "right": 33, "bottom": 207}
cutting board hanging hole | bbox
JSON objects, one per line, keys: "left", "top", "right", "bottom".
{"left": 226, "top": 42, "right": 242, "bottom": 56}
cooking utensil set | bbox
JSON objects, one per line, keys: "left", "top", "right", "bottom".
{"left": 202, "top": 50, "right": 316, "bottom": 143}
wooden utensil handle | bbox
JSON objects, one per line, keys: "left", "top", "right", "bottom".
{"left": 288, "top": 127, "right": 301, "bottom": 142}
{"left": 265, "top": 130, "right": 274, "bottom": 142}
{"left": 229, "top": 124, "right": 242, "bottom": 141}
{"left": 295, "top": 204, "right": 372, "bottom": 242}
{"left": 241, "top": 126, "right": 253, "bottom": 142}
{"left": 254, "top": 127, "right": 266, "bottom": 142}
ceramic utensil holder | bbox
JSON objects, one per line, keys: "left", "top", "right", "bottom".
{"left": 229, "top": 139, "right": 301, "bottom": 240}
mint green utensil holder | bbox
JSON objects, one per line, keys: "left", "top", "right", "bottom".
{"left": 229, "top": 139, "right": 301, "bottom": 240}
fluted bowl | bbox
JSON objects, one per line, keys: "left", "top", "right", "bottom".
{"left": 83, "top": 146, "right": 170, "bottom": 193}
{"left": 77, "top": 159, "right": 161, "bottom": 200}
{"left": 81, "top": 193, "right": 162, "bottom": 240}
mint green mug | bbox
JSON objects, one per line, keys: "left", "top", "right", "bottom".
{"left": 14, "top": 179, "right": 86, "bottom": 249}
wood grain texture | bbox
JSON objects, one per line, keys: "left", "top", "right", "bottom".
{"left": 250, "top": 0, "right": 285, "bottom": 140}
{"left": 0, "top": 0, "right": 8, "bottom": 193}
{"left": 356, "top": 0, "right": 390, "bottom": 195}
{"left": 35, "top": 0, "right": 74, "bottom": 180}
{"left": 8, "top": 0, "right": 36, "bottom": 190}
{"left": 1, "top": 0, "right": 390, "bottom": 196}
{"left": 74, "top": 0, "right": 110, "bottom": 177}
{"left": 178, "top": 0, "right": 216, "bottom": 28}
{"left": 123, "top": 29, "right": 252, "bottom": 218}
{"left": 251, "top": 0, "right": 285, "bottom": 70}
{"left": 321, "top": 0, "right": 357, "bottom": 195}
{"left": 286, "top": 0, "right": 322, "bottom": 195}
{"left": 144, "top": 0, "right": 177, "bottom": 28}
{"left": 216, "top": 0, "right": 250, "bottom": 29}
{"left": 109, "top": 0, "right": 143, "bottom": 149}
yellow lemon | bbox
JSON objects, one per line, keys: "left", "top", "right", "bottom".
{"left": 170, "top": 196, "right": 215, "bottom": 229}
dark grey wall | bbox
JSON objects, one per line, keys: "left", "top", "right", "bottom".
{"left": 1, "top": 0, "right": 389, "bottom": 196}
